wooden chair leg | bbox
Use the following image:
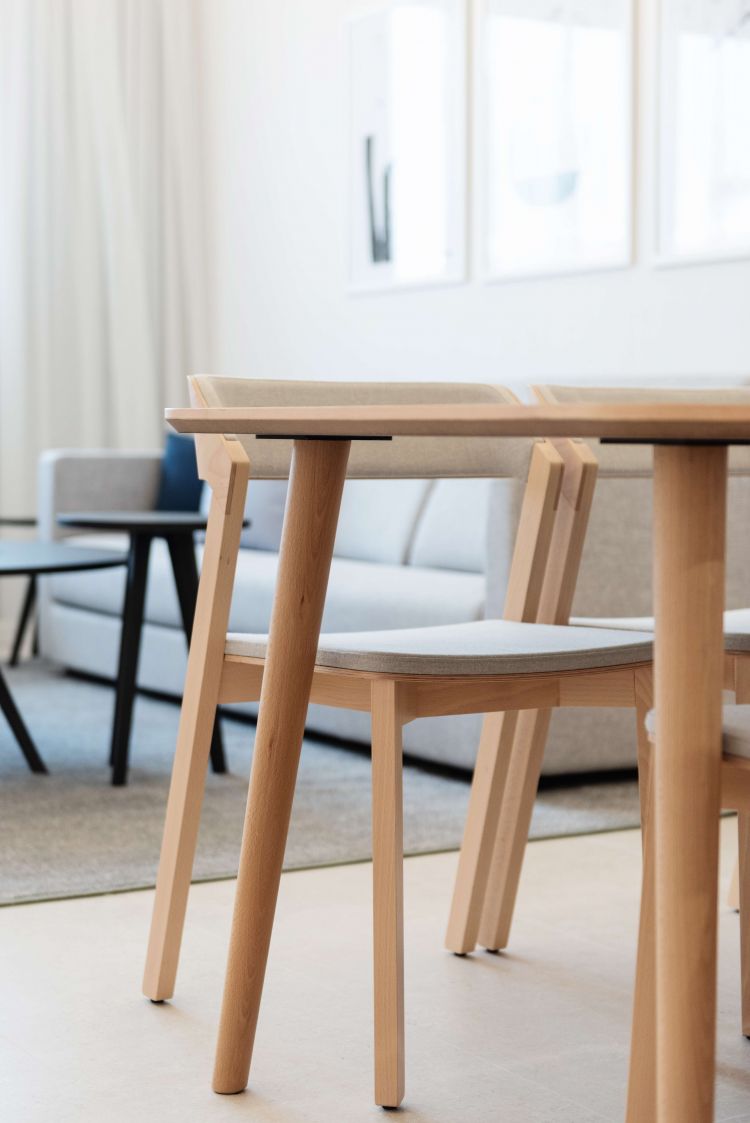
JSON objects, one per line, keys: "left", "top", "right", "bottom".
{"left": 142, "top": 442, "right": 248, "bottom": 1002}
{"left": 476, "top": 709, "right": 551, "bottom": 952}
{"left": 626, "top": 681, "right": 656, "bottom": 1123}
{"left": 728, "top": 857, "right": 740, "bottom": 911}
{"left": 739, "top": 814, "right": 750, "bottom": 1036}
{"left": 371, "top": 679, "right": 406, "bottom": 1108}
{"left": 212, "top": 439, "right": 350, "bottom": 1095}
{"left": 444, "top": 710, "right": 519, "bottom": 954}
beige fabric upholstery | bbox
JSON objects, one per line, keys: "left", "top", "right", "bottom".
{"left": 225, "top": 619, "right": 652, "bottom": 677}
{"left": 536, "top": 384, "right": 750, "bottom": 477}
{"left": 573, "top": 607, "right": 750, "bottom": 652}
{"left": 191, "top": 376, "right": 534, "bottom": 480}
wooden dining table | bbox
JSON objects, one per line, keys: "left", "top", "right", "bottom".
{"left": 166, "top": 396, "right": 750, "bottom": 1123}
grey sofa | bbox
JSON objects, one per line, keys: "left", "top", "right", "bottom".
{"left": 36, "top": 379, "right": 750, "bottom": 776}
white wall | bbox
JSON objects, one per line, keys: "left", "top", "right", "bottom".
{"left": 207, "top": 0, "right": 750, "bottom": 384}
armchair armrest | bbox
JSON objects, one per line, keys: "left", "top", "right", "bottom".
{"left": 37, "top": 449, "right": 162, "bottom": 540}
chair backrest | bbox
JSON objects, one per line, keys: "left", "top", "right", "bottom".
{"left": 535, "top": 384, "right": 750, "bottom": 615}
{"left": 190, "top": 376, "right": 534, "bottom": 480}
{"left": 188, "top": 376, "right": 599, "bottom": 631}
{"left": 535, "top": 384, "right": 750, "bottom": 477}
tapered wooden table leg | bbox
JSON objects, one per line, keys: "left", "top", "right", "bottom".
{"left": 371, "top": 680, "right": 405, "bottom": 1108}
{"left": 650, "top": 444, "right": 726, "bottom": 1123}
{"left": 626, "top": 681, "right": 656, "bottom": 1123}
{"left": 212, "top": 438, "right": 351, "bottom": 1095}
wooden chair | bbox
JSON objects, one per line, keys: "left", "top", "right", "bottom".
{"left": 143, "top": 376, "right": 655, "bottom": 1107}
{"left": 451, "top": 383, "right": 750, "bottom": 960}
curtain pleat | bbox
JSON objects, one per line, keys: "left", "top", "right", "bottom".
{"left": 0, "top": 0, "right": 212, "bottom": 516}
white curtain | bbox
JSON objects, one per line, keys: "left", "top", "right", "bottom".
{"left": 0, "top": 0, "right": 213, "bottom": 516}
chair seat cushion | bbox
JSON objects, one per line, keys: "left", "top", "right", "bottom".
{"left": 573, "top": 608, "right": 750, "bottom": 652}
{"left": 225, "top": 619, "right": 653, "bottom": 677}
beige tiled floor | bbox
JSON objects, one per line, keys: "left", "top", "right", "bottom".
{"left": 1, "top": 819, "right": 749, "bottom": 1122}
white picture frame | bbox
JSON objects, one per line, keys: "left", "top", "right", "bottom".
{"left": 656, "top": 0, "right": 750, "bottom": 266}
{"left": 478, "top": 0, "right": 634, "bottom": 282}
{"left": 347, "top": 0, "right": 467, "bottom": 293}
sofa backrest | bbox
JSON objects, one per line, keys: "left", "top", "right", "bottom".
{"left": 333, "top": 479, "right": 431, "bottom": 565}
{"left": 222, "top": 472, "right": 508, "bottom": 583}
{"left": 201, "top": 477, "right": 289, "bottom": 552}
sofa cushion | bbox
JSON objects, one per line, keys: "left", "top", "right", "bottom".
{"left": 50, "top": 535, "right": 486, "bottom": 635}
{"left": 200, "top": 477, "right": 288, "bottom": 552}
{"left": 408, "top": 478, "right": 495, "bottom": 573}
{"left": 333, "top": 479, "right": 431, "bottom": 565}
{"left": 155, "top": 433, "right": 203, "bottom": 511}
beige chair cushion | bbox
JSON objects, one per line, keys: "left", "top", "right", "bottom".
{"left": 573, "top": 608, "right": 750, "bottom": 653}
{"left": 191, "top": 376, "right": 534, "bottom": 480}
{"left": 536, "top": 384, "right": 750, "bottom": 477}
{"left": 225, "top": 619, "right": 652, "bottom": 677}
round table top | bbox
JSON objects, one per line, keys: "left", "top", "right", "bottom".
{"left": 58, "top": 511, "right": 210, "bottom": 535}
{"left": 0, "top": 541, "right": 127, "bottom": 577}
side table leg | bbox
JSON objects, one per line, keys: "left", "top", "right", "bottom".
{"left": 9, "top": 576, "right": 36, "bottom": 667}
{"left": 0, "top": 667, "right": 47, "bottom": 773}
{"left": 166, "top": 535, "right": 226, "bottom": 775}
{"left": 111, "top": 535, "right": 151, "bottom": 786}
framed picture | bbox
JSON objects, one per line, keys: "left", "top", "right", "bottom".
{"left": 347, "top": 0, "right": 467, "bottom": 292}
{"left": 657, "top": 0, "right": 750, "bottom": 264}
{"left": 479, "top": 0, "right": 634, "bottom": 280}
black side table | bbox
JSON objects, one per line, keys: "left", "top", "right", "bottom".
{"left": 58, "top": 513, "right": 239, "bottom": 786}
{"left": 0, "top": 517, "right": 40, "bottom": 665}
{"left": 0, "top": 542, "right": 127, "bottom": 773}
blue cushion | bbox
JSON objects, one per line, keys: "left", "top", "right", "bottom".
{"left": 155, "top": 433, "right": 203, "bottom": 512}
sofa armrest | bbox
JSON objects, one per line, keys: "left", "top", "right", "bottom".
{"left": 38, "top": 449, "right": 163, "bottom": 540}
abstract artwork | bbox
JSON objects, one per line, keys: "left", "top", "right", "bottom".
{"left": 348, "top": 0, "right": 466, "bottom": 291}
{"left": 658, "top": 0, "right": 750, "bottom": 262}
{"left": 480, "top": 0, "right": 633, "bottom": 279}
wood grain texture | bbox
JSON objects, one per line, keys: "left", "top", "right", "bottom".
{"left": 444, "top": 442, "right": 562, "bottom": 954}
{"left": 626, "top": 674, "right": 656, "bottom": 1123}
{"left": 739, "top": 814, "right": 750, "bottom": 1037}
{"left": 212, "top": 439, "right": 351, "bottom": 1095}
{"left": 217, "top": 655, "right": 648, "bottom": 717}
{"left": 142, "top": 437, "right": 249, "bottom": 1001}
{"left": 733, "top": 654, "right": 750, "bottom": 704}
{"left": 371, "top": 680, "right": 406, "bottom": 1107}
{"left": 728, "top": 858, "right": 740, "bottom": 911}
{"left": 472, "top": 439, "right": 600, "bottom": 954}
{"left": 652, "top": 444, "right": 727, "bottom": 1123}
{"left": 642, "top": 736, "right": 750, "bottom": 1042}
{"left": 166, "top": 401, "right": 750, "bottom": 442}
{"left": 475, "top": 708, "right": 551, "bottom": 952}
{"left": 501, "top": 442, "right": 564, "bottom": 621}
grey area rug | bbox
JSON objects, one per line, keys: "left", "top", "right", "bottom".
{"left": 0, "top": 663, "right": 641, "bottom": 906}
